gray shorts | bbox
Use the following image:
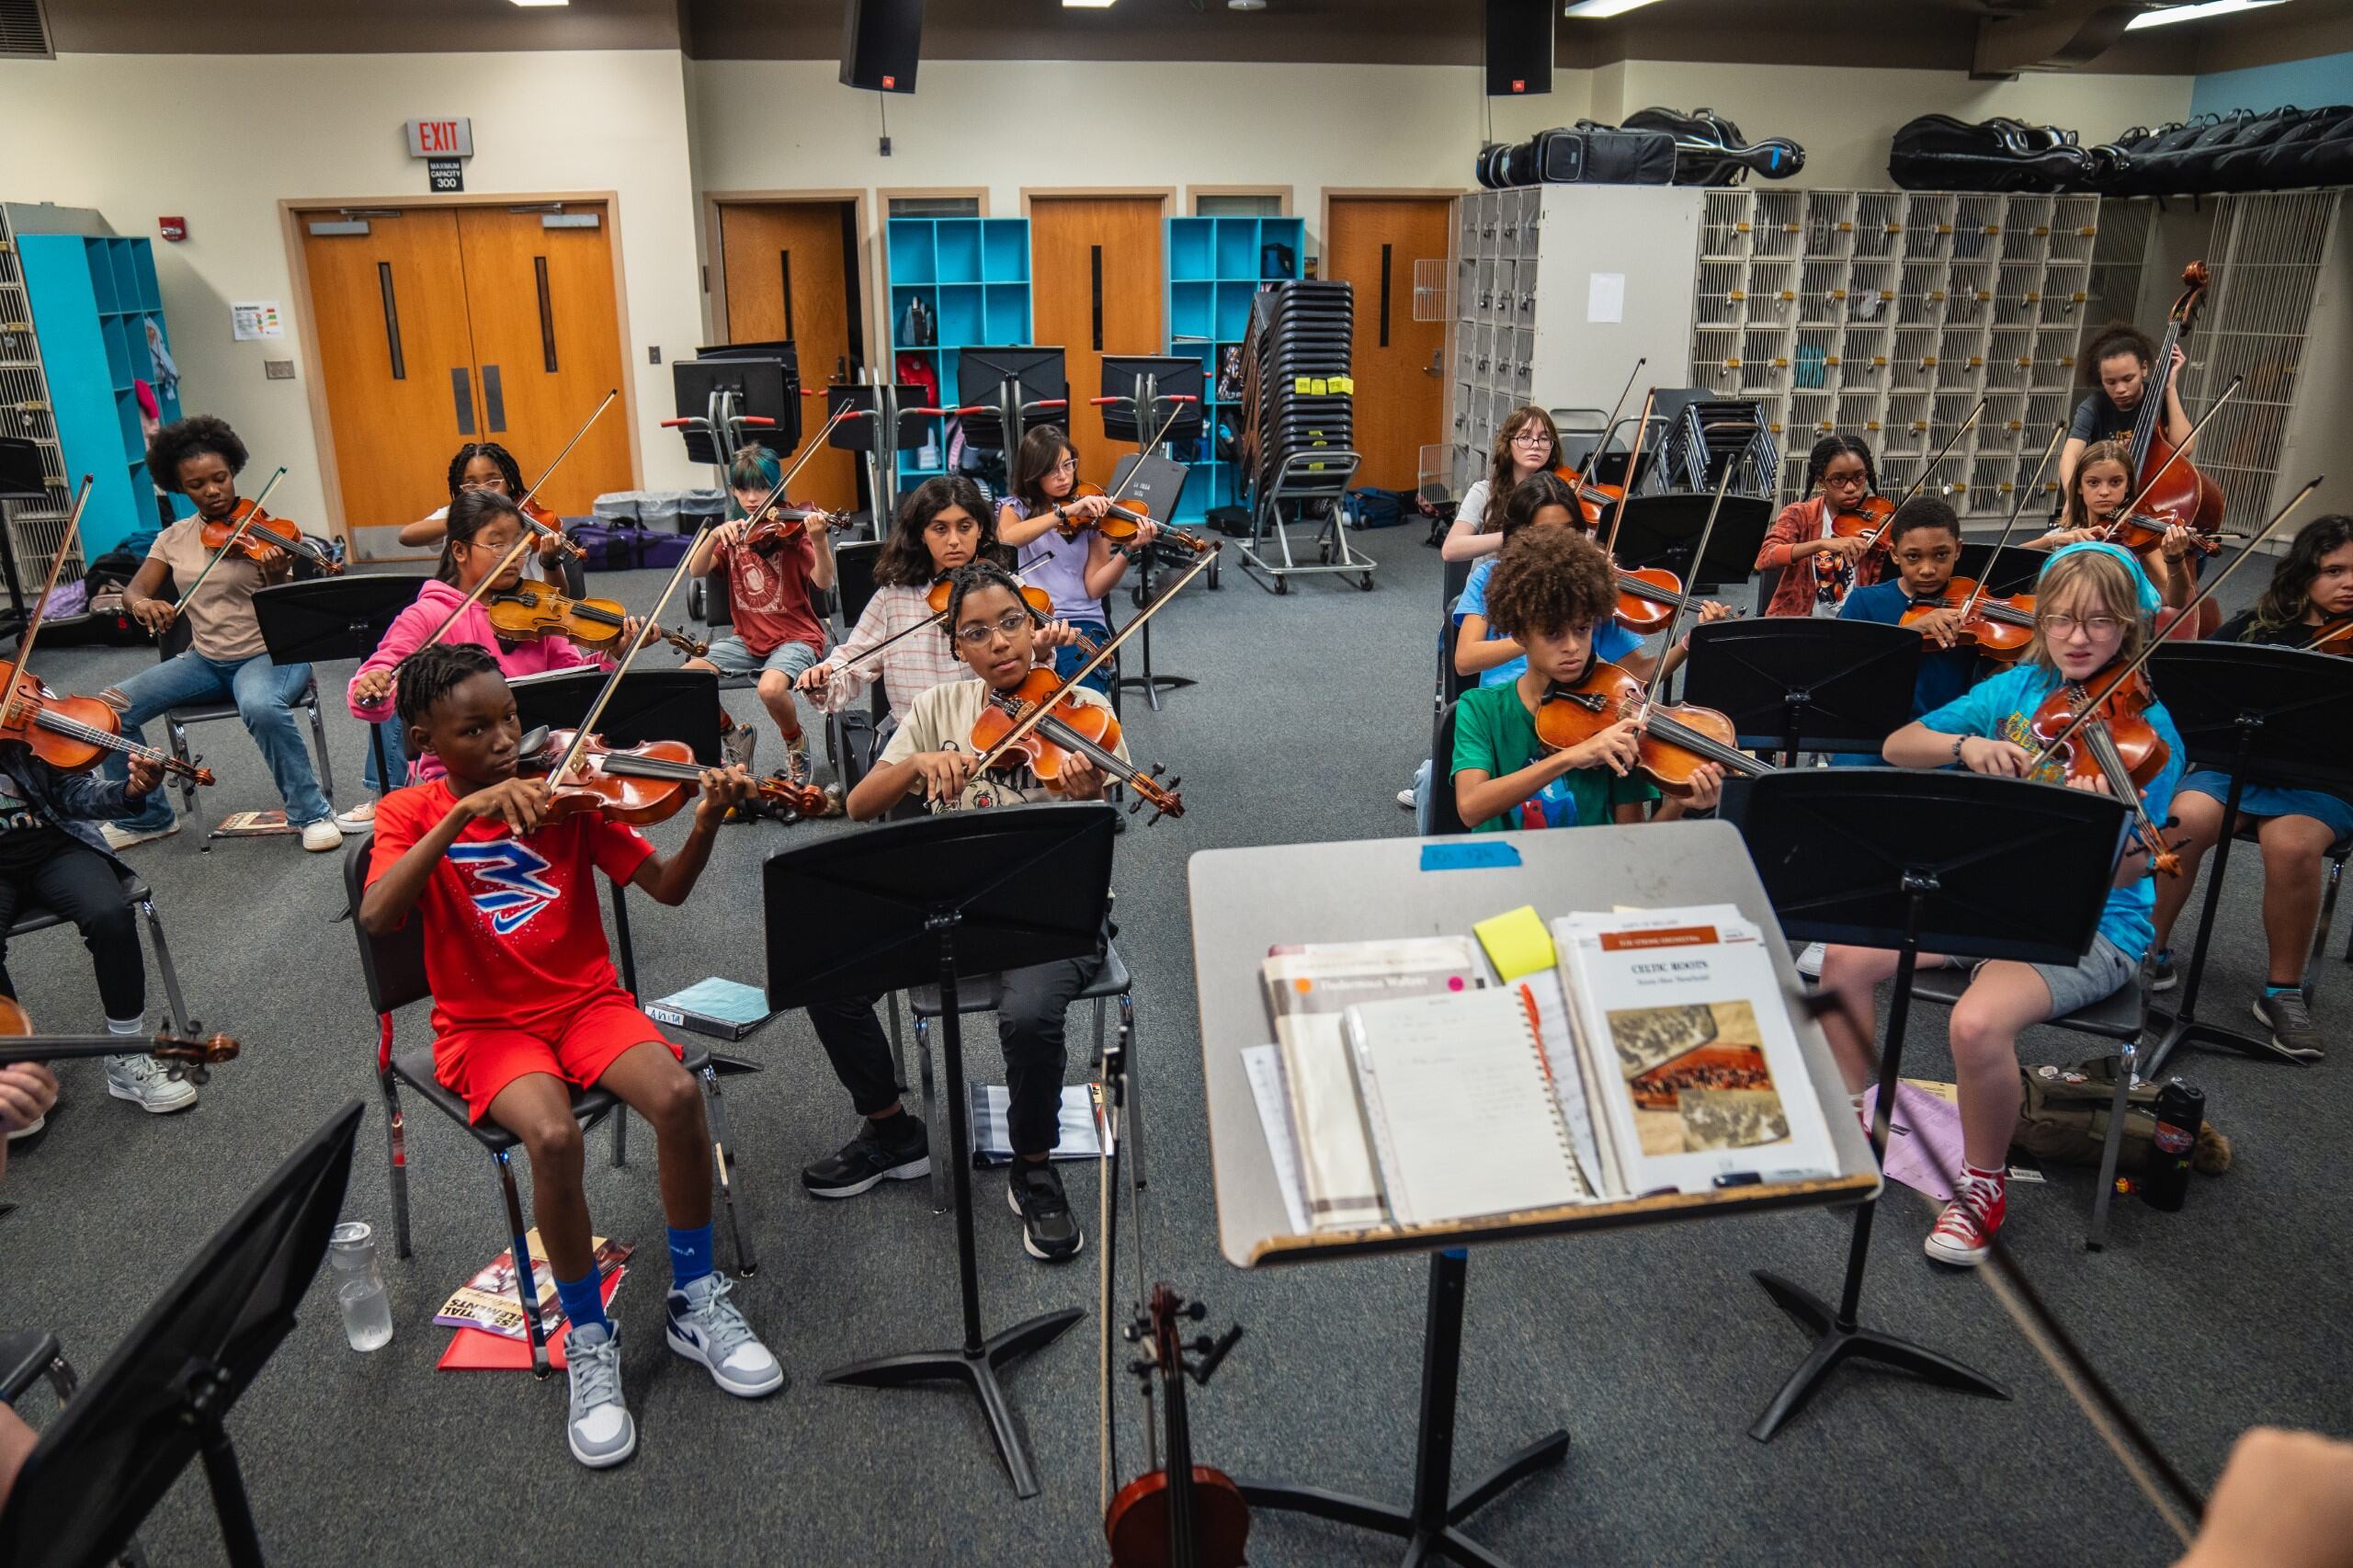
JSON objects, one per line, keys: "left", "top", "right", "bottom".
{"left": 705, "top": 636, "right": 822, "bottom": 680}
{"left": 1964, "top": 933, "right": 2136, "bottom": 1018}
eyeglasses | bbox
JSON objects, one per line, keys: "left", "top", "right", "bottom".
{"left": 954, "top": 610, "right": 1034, "bottom": 645}
{"left": 1509, "top": 432, "right": 1552, "bottom": 449}
{"left": 1051, "top": 458, "right": 1079, "bottom": 476}
{"left": 1894, "top": 548, "right": 1958, "bottom": 566}
{"left": 2039, "top": 613, "right": 2125, "bottom": 639}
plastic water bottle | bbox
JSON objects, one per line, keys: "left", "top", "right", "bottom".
{"left": 327, "top": 1221, "right": 394, "bottom": 1351}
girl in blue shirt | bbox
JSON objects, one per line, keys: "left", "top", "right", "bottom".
{"left": 1815, "top": 543, "right": 2183, "bottom": 1268}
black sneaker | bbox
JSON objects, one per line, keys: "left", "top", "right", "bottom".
{"left": 2254, "top": 991, "right": 2324, "bottom": 1059}
{"left": 801, "top": 1116, "right": 929, "bottom": 1199}
{"left": 1006, "top": 1160, "right": 1083, "bottom": 1261}
{"left": 2148, "top": 949, "right": 2177, "bottom": 993}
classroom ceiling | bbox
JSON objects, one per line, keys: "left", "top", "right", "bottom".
{"left": 30, "top": 0, "right": 2353, "bottom": 74}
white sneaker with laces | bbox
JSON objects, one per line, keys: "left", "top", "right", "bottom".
{"left": 1395, "top": 788, "right": 1417, "bottom": 809}
{"left": 5, "top": 1114, "right": 43, "bottom": 1142}
{"left": 105, "top": 1052, "right": 199, "bottom": 1114}
{"left": 300, "top": 818, "right": 345, "bottom": 853}
{"left": 665, "top": 1272, "right": 784, "bottom": 1396}
{"left": 1796, "top": 942, "right": 1826, "bottom": 980}
{"left": 563, "top": 1321, "right": 636, "bottom": 1468}
{"left": 332, "top": 800, "right": 377, "bottom": 832}
{"left": 100, "top": 819, "right": 179, "bottom": 850}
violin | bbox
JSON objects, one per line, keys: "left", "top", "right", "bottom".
{"left": 199, "top": 496, "right": 344, "bottom": 577}
{"left": 0, "top": 996, "right": 239, "bottom": 1084}
{"left": 1103, "top": 1284, "right": 1251, "bottom": 1568}
{"left": 1901, "top": 581, "right": 2038, "bottom": 661}
{"left": 483, "top": 579, "right": 708, "bottom": 661}
{"left": 2125, "top": 263, "right": 2226, "bottom": 540}
{"left": 2091, "top": 507, "right": 2221, "bottom": 558}
{"left": 0, "top": 664, "right": 215, "bottom": 787}
{"left": 1609, "top": 566, "right": 1693, "bottom": 635}
{"left": 1826, "top": 398, "right": 1987, "bottom": 555}
{"left": 1051, "top": 484, "right": 1215, "bottom": 559}
{"left": 1535, "top": 659, "right": 1773, "bottom": 797}
{"left": 2302, "top": 614, "right": 2353, "bottom": 655}
{"left": 966, "top": 668, "right": 1184, "bottom": 822}
{"left": 521, "top": 726, "right": 828, "bottom": 824}
{"left": 743, "top": 506, "right": 843, "bottom": 555}
{"left": 2027, "top": 666, "right": 2181, "bottom": 877}
{"left": 512, "top": 496, "right": 584, "bottom": 562}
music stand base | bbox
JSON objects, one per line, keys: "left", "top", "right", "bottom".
{"left": 1243, "top": 1431, "right": 1569, "bottom": 1568}
{"left": 1747, "top": 1269, "right": 2008, "bottom": 1443}
{"left": 2144, "top": 1010, "right": 2316, "bottom": 1075}
{"left": 1116, "top": 673, "right": 1196, "bottom": 710}
{"left": 822, "top": 1306, "right": 1083, "bottom": 1500}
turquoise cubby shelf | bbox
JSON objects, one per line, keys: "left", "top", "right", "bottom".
{"left": 16, "top": 231, "right": 188, "bottom": 558}
{"left": 1162, "top": 215, "right": 1303, "bottom": 524}
{"left": 885, "top": 216, "right": 1034, "bottom": 490}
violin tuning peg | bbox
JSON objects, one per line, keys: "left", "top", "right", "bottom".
{"left": 1150, "top": 763, "right": 1166, "bottom": 778}
{"left": 1183, "top": 1301, "right": 1207, "bottom": 1321}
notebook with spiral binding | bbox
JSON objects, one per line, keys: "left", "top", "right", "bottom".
{"left": 1343, "top": 984, "right": 1586, "bottom": 1227}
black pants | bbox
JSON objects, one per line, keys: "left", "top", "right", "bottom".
{"left": 804, "top": 949, "right": 1104, "bottom": 1159}
{"left": 0, "top": 839, "right": 146, "bottom": 1021}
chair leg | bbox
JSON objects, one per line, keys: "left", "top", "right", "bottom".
{"left": 135, "top": 897, "right": 192, "bottom": 1037}
{"left": 494, "top": 1149, "right": 553, "bottom": 1379}
{"left": 306, "top": 697, "right": 336, "bottom": 801}
{"left": 1091, "top": 994, "right": 1107, "bottom": 1069}
{"left": 1117, "top": 994, "right": 1145, "bottom": 1192}
{"left": 169, "top": 720, "right": 196, "bottom": 816}
{"left": 700, "top": 1063, "right": 756, "bottom": 1278}
{"left": 2308, "top": 851, "right": 2347, "bottom": 1000}
{"left": 40, "top": 1348, "right": 78, "bottom": 1403}
{"left": 379, "top": 1070, "right": 414, "bottom": 1260}
{"left": 2087, "top": 1041, "right": 2136, "bottom": 1252}
{"left": 610, "top": 1107, "right": 629, "bottom": 1168}
{"left": 915, "top": 1015, "right": 949, "bottom": 1214}
{"left": 886, "top": 991, "right": 908, "bottom": 1098}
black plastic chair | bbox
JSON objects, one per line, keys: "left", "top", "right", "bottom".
{"left": 1428, "top": 700, "right": 1473, "bottom": 836}
{"left": 154, "top": 584, "right": 335, "bottom": 817}
{"left": 341, "top": 842, "right": 753, "bottom": 1375}
{"left": 4, "top": 866, "right": 191, "bottom": 1037}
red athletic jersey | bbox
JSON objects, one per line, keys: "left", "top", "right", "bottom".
{"left": 366, "top": 779, "right": 656, "bottom": 1038}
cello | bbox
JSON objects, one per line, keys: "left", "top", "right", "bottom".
{"left": 2124, "top": 262, "right": 2225, "bottom": 541}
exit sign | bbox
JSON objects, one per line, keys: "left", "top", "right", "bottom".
{"left": 404, "top": 118, "right": 474, "bottom": 158}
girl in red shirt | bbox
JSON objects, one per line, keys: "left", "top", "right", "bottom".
{"left": 1756, "top": 434, "right": 1887, "bottom": 617}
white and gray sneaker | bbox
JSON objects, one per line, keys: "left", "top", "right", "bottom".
{"left": 105, "top": 1053, "right": 199, "bottom": 1114}
{"left": 1795, "top": 942, "right": 1826, "bottom": 981}
{"left": 665, "top": 1272, "right": 783, "bottom": 1397}
{"left": 563, "top": 1321, "right": 636, "bottom": 1468}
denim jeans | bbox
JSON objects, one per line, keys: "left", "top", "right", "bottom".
{"left": 361, "top": 718, "right": 410, "bottom": 794}
{"left": 103, "top": 652, "right": 330, "bottom": 829}
{"left": 1052, "top": 620, "right": 1112, "bottom": 697}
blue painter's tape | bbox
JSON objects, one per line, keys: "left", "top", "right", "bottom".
{"left": 1419, "top": 841, "right": 1520, "bottom": 871}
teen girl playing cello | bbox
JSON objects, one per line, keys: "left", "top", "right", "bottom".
{"left": 2147, "top": 514, "right": 2353, "bottom": 1060}
{"left": 1814, "top": 543, "right": 2184, "bottom": 1267}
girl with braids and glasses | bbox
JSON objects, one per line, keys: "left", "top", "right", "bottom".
{"left": 2146, "top": 514, "right": 2353, "bottom": 1060}
{"left": 1756, "top": 434, "right": 1888, "bottom": 618}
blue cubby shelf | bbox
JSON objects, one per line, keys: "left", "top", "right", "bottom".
{"left": 1160, "top": 215, "right": 1303, "bottom": 524}
{"left": 886, "top": 216, "right": 1034, "bottom": 491}
{"left": 18, "top": 233, "right": 189, "bottom": 557}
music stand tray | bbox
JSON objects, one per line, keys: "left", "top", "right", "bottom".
{"left": 762, "top": 804, "right": 1117, "bottom": 1498}
{"left": 1727, "top": 768, "right": 2128, "bottom": 1439}
{"left": 2143, "top": 642, "right": 2353, "bottom": 1074}
{"left": 1680, "top": 619, "right": 1924, "bottom": 765}
{"left": 0, "top": 1101, "right": 362, "bottom": 1568}
{"left": 507, "top": 666, "right": 724, "bottom": 766}
{"left": 1608, "top": 493, "right": 1774, "bottom": 586}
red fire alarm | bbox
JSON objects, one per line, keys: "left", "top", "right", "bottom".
{"left": 1510, "top": 79, "right": 1526, "bottom": 94}
{"left": 881, "top": 74, "right": 895, "bottom": 89}
{"left": 159, "top": 217, "right": 188, "bottom": 242}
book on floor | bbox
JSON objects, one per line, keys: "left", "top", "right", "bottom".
{"left": 435, "top": 1229, "right": 631, "bottom": 1341}
{"left": 965, "top": 1082, "right": 1105, "bottom": 1165}
{"left": 644, "top": 976, "right": 778, "bottom": 1040}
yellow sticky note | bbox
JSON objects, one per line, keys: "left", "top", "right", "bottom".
{"left": 1473, "top": 904, "right": 1555, "bottom": 983}
{"left": 1332, "top": 375, "right": 1355, "bottom": 394}
{"left": 1309, "top": 377, "right": 1328, "bottom": 395}
{"left": 1293, "top": 375, "right": 1312, "bottom": 394}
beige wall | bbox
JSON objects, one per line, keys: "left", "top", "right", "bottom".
{"left": 3, "top": 50, "right": 706, "bottom": 529}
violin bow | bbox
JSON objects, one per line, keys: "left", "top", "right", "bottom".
{"left": 2029, "top": 474, "right": 2322, "bottom": 768}
{"left": 171, "top": 467, "right": 290, "bottom": 610}
{"left": 1600, "top": 387, "right": 1657, "bottom": 557}
{"left": 5, "top": 476, "right": 93, "bottom": 684}
{"left": 1955, "top": 423, "right": 2068, "bottom": 623}
{"left": 415, "top": 516, "right": 556, "bottom": 653}
{"left": 547, "top": 519, "right": 717, "bottom": 786}
{"left": 971, "top": 542, "right": 1221, "bottom": 775}
{"left": 1640, "top": 432, "right": 1746, "bottom": 710}
{"left": 507, "top": 389, "right": 621, "bottom": 560}
{"left": 830, "top": 550, "right": 1076, "bottom": 674}
{"left": 2105, "top": 376, "right": 2242, "bottom": 539}
{"left": 1568, "top": 358, "right": 1643, "bottom": 515}
{"left": 765, "top": 399, "right": 868, "bottom": 520}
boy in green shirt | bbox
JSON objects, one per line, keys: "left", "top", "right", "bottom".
{"left": 1450, "top": 528, "right": 1722, "bottom": 832}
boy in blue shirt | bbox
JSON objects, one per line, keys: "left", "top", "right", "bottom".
{"left": 1451, "top": 528, "right": 1722, "bottom": 832}
{"left": 1836, "top": 495, "right": 1982, "bottom": 719}
{"left": 1814, "top": 543, "right": 2182, "bottom": 1268}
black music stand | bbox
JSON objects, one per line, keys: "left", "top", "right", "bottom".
{"left": 506, "top": 666, "right": 724, "bottom": 765}
{"left": 1681, "top": 619, "right": 1923, "bottom": 766}
{"left": 0, "top": 437, "right": 46, "bottom": 641}
{"left": 960, "top": 346, "right": 1068, "bottom": 455}
{"left": 0, "top": 1101, "right": 361, "bottom": 1568}
{"left": 252, "top": 575, "right": 427, "bottom": 798}
{"left": 1608, "top": 493, "right": 1774, "bottom": 587}
{"left": 2143, "top": 642, "right": 2353, "bottom": 1074}
{"left": 762, "top": 804, "right": 1116, "bottom": 1498}
{"left": 1106, "top": 452, "right": 1196, "bottom": 710}
{"left": 1726, "top": 768, "right": 2127, "bottom": 1439}
{"left": 1955, "top": 542, "right": 2049, "bottom": 598}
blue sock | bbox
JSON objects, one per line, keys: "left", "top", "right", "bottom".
{"left": 552, "top": 1268, "right": 608, "bottom": 1335}
{"left": 2153, "top": 948, "right": 2172, "bottom": 965}
{"left": 2266, "top": 982, "right": 2300, "bottom": 996}
{"left": 666, "top": 1223, "right": 714, "bottom": 1290}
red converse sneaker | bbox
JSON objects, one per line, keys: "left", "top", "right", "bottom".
{"left": 1924, "top": 1172, "right": 2006, "bottom": 1267}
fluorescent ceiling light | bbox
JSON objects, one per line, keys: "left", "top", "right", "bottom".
{"left": 2126, "top": 0, "right": 2288, "bottom": 27}
{"left": 1563, "top": 0, "right": 1667, "bottom": 17}
{"left": 510, "top": 0, "right": 570, "bottom": 7}
{"left": 1063, "top": 0, "right": 1118, "bottom": 7}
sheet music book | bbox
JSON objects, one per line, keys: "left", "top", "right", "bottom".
{"left": 1343, "top": 987, "right": 1586, "bottom": 1227}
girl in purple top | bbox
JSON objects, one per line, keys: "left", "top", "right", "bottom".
{"left": 995, "top": 426, "right": 1159, "bottom": 695}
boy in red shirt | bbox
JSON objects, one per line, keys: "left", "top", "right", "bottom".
{"left": 683, "top": 446, "right": 836, "bottom": 782}
{"left": 360, "top": 644, "right": 779, "bottom": 1469}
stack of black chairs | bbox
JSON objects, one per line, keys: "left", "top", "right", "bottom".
{"left": 1237, "top": 280, "right": 1355, "bottom": 507}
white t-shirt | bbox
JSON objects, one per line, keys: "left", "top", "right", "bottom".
{"left": 879, "top": 677, "right": 1130, "bottom": 812}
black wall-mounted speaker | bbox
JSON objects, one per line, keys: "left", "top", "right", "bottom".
{"left": 841, "top": 0, "right": 923, "bottom": 94}
{"left": 1484, "top": 0, "right": 1553, "bottom": 97}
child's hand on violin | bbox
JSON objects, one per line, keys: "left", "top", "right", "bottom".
{"left": 1063, "top": 494, "right": 1111, "bottom": 523}
{"left": 1131, "top": 518, "right": 1161, "bottom": 549}
{"left": 711, "top": 518, "right": 750, "bottom": 550}
{"left": 1681, "top": 763, "right": 1725, "bottom": 813}
{"left": 1563, "top": 719, "right": 1643, "bottom": 777}
{"left": 911, "top": 750, "right": 979, "bottom": 805}
{"left": 1911, "top": 607, "right": 1967, "bottom": 649}
{"left": 1676, "top": 600, "right": 1735, "bottom": 653}
{"left": 2040, "top": 527, "right": 2100, "bottom": 549}
{"left": 352, "top": 668, "right": 395, "bottom": 706}
{"left": 2160, "top": 524, "right": 2196, "bottom": 562}
{"left": 124, "top": 754, "right": 163, "bottom": 799}
{"left": 252, "top": 543, "right": 293, "bottom": 576}
{"left": 1816, "top": 535, "right": 1872, "bottom": 564}
{"left": 1058, "top": 755, "right": 1106, "bottom": 801}
{"left": 625, "top": 617, "right": 659, "bottom": 651}
{"left": 458, "top": 776, "right": 554, "bottom": 835}
{"left": 1034, "top": 619, "right": 1085, "bottom": 650}
{"left": 1955, "top": 735, "right": 2034, "bottom": 778}
{"left": 692, "top": 764, "right": 757, "bottom": 828}
{"left": 131, "top": 597, "right": 177, "bottom": 635}
{"left": 536, "top": 530, "right": 570, "bottom": 562}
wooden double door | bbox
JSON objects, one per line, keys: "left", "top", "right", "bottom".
{"left": 300, "top": 202, "right": 631, "bottom": 554}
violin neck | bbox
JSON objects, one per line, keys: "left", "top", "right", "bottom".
{"left": 29, "top": 706, "right": 186, "bottom": 774}
{"left": 584, "top": 751, "right": 703, "bottom": 784}
{"left": 1162, "top": 1355, "right": 1199, "bottom": 1568}
{"left": 1619, "top": 572, "right": 1681, "bottom": 608}
{"left": 0, "top": 1037, "right": 172, "bottom": 1065}
{"left": 1022, "top": 705, "right": 1137, "bottom": 787}
{"left": 1640, "top": 705, "right": 1774, "bottom": 778}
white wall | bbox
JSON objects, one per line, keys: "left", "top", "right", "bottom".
{"left": 4, "top": 50, "right": 706, "bottom": 528}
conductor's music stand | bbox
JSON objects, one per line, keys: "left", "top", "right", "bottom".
{"left": 1726, "top": 768, "right": 2127, "bottom": 1439}
{"left": 0, "top": 1100, "right": 362, "bottom": 1568}
{"left": 2143, "top": 642, "right": 2353, "bottom": 1075}
{"left": 252, "top": 575, "right": 426, "bottom": 798}
{"left": 762, "top": 803, "right": 1116, "bottom": 1498}
{"left": 1680, "top": 619, "right": 1923, "bottom": 767}
{"left": 1608, "top": 492, "right": 1774, "bottom": 588}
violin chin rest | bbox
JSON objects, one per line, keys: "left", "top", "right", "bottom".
{"left": 517, "top": 724, "right": 551, "bottom": 757}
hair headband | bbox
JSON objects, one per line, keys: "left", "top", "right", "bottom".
{"left": 2045, "top": 540, "right": 2165, "bottom": 616}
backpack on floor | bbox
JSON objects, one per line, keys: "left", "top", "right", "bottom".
{"left": 2010, "top": 1056, "right": 2230, "bottom": 1176}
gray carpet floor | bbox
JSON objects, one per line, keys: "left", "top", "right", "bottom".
{"left": 0, "top": 528, "right": 2340, "bottom": 1566}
